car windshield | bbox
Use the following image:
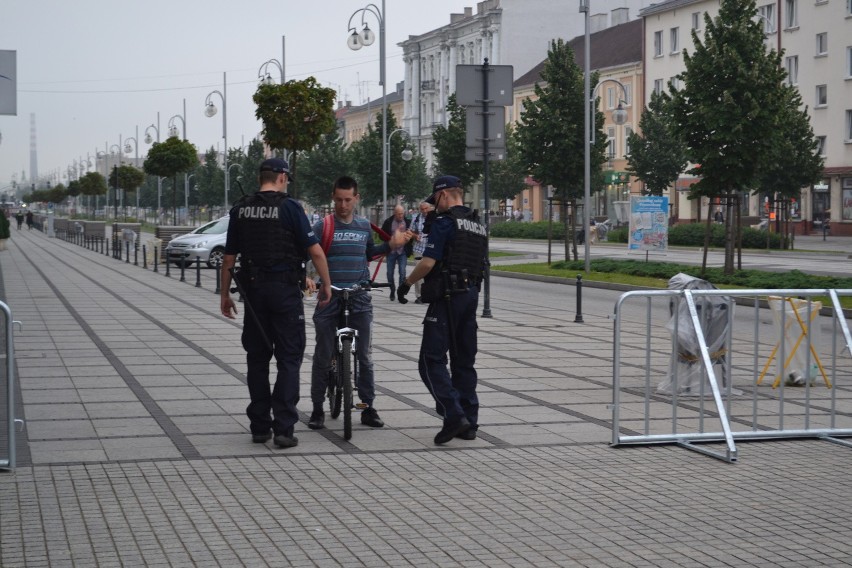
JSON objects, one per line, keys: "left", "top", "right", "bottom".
{"left": 195, "top": 217, "right": 229, "bottom": 235}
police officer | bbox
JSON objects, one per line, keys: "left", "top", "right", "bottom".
{"left": 397, "top": 175, "right": 487, "bottom": 444}
{"left": 220, "top": 158, "right": 331, "bottom": 449}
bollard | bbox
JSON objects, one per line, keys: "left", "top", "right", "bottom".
{"left": 214, "top": 260, "right": 221, "bottom": 294}
{"left": 574, "top": 274, "right": 584, "bottom": 323}
{"left": 195, "top": 256, "right": 202, "bottom": 287}
{"left": 153, "top": 246, "right": 159, "bottom": 273}
{"left": 179, "top": 259, "right": 185, "bottom": 282}
{"left": 106, "top": 238, "right": 110, "bottom": 257}
{"left": 165, "top": 256, "right": 171, "bottom": 277}
{"left": 134, "top": 243, "right": 138, "bottom": 266}
{"left": 100, "top": 237, "right": 105, "bottom": 255}
{"left": 126, "top": 241, "right": 130, "bottom": 263}
{"left": 143, "top": 245, "right": 147, "bottom": 269}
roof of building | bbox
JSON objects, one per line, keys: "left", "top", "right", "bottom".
{"left": 639, "top": 0, "right": 705, "bottom": 17}
{"left": 514, "top": 19, "right": 642, "bottom": 88}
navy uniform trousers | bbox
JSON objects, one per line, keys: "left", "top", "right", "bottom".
{"left": 418, "top": 285, "right": 480, "bottom": 430}
{"left": 242, "top": 275, "right": 305, "bottom": 437}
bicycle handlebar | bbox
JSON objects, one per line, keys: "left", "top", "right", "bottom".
{"left": 329, "top": 281, "right": 392, "bottom": 293}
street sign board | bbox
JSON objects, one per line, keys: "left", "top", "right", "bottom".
{"left": 465, "top": 147, "right": 505, "bottom": 162}
{"left": 455, "top": 64, "right": 513, "bottom": 107}
{"left": 0, "top": 50, "right": 17, "bottom": 116}
{"left": 464, "top": 107, "right": 506, "bottom": 148}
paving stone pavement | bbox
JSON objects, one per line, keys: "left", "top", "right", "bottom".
{"left": 1, "top": 228, "right": 852, "bottom": 567}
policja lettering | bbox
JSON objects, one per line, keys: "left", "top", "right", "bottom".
{"left": 456, "top": 217, "right": 486, "bottom": 236}
{"left": 238, "top": 205, "right": 280, "bottom": 219}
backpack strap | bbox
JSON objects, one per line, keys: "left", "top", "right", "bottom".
{"left": 320, "top": 214, "right": 335, "bottom": 253}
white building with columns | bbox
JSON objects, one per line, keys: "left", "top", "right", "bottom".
{"left": 399, "top": 0, "right": 655, "bottom": 172}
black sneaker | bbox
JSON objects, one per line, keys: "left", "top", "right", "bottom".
{"left": 434, "top": 417, "right": 470, "bottom": 445}
{"left": 455, "top": 429, "right": 477, "bottom": 440}
{"left": 361, "top": 407, "right": 384, "bottom": 428}
{"left": 308, "top": 410, "right": 325, "bottom": 430}
{"left": 414, "top": 297, "right": 423, "bottom": 304}
{"left": 273, "top": 434, "right": 299, "bottom": 448}
{"left": 389, "top": 288, "right": 396, "bottom": 301}
{"left": 252, "top": 431, "right": 272, "bottom": 444}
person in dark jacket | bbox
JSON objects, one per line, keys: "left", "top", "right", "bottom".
{"left": 380, "top": 205, "right": 413, "bottom": 301}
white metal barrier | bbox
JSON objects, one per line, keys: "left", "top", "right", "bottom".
{"left": 611, "top": 288, "right": 852, "bottom": 463}
{"left": 1, "top": 301, "right": 21, "bottom": 471}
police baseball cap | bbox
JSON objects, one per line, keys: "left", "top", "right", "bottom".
{"left": 425, "top": 175, "right": 461, "bottom": 204}
{"left": 259, "top": 158, "right": 293, "bottom": 180}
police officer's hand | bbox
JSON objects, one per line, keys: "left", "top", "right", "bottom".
{"left": 221, "top": 295, "right": 238, "bottom": 319}
{"left": 304, "top": 277, "right": 317, "bottom": 296}
{"left": 397, "top": 281, "right": 411, "bottom": 304}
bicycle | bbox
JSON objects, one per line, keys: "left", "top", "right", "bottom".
{"left": 326, "top": 280, "right": 390, "bottom": 440}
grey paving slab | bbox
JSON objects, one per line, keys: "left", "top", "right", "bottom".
{"left": 4, "top": 229, "right": 852, "bottom": 567}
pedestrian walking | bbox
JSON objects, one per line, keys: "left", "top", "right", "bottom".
{"left": 381, "top": 205, "right": 413, "bottom": 301}
{"left": 25, "top": 211, "right": 33, "bottom": 230}
{"left": 396, "top": 175, "right": 488, "bottom": 444}
{"left": 220, "top": 158, "right": 332, "bottom": 449}
{"left": 410, "top": 201, "right": 434, "bottom": 303}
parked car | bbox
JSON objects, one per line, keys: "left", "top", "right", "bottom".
{"left": 164, "top": 216, "right": 229, "bottom": 268}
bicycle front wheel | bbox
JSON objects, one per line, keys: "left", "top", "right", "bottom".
{"left": 341, "top": 336, "right": 353, "bottom": 440}
{"left": 329, "top": 355, "right": 342, "bottom": 419}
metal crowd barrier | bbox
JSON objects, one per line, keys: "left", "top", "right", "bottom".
{"left": 1, "top": 301, "right": 21, "bottom": 471}
{"left": 611, "top": 288, "right": 852, "bottom": 463}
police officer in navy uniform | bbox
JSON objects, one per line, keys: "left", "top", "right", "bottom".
{"left": 397, "top": 175, "right": 487, "bottom": 444}
{"left": 220, "top": 158, "right": 332, "bottom": 449}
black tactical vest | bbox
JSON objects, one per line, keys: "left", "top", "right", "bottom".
{"left": 420, "top": 207, "right": 488, "bottom": 302}
{"left": 232, "top": 191, "right": 303, "bottom": 269}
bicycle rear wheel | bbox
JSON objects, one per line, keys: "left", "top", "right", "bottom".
{"left": 328, "top": 356, "right": 342, "bottom": 419}
{"left": 341, "top": 337, "right": 353, "bottom": 440}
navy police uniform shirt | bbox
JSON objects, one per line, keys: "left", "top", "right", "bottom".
{"left": 224, "top": 191, "right": 319, "bottom": 258}
{"left": 423, "top": 205, "right": 473, "bottom": 262}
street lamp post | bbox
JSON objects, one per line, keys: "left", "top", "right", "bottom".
{"left": 124, "top": 126, "right": 139, "bottom": 220}
{"left": 169, "top": 107, "right": 189, "bottom": 223}
{"left": 110, "top": 143, "right": 122, "bottom": 219}
{"left": 205, "top": 73, "right": 229, "bottom": 210}
{"left": 145, "top": 115, "right": 161, "bottom": 221}
{"left": 347, "top": 1, "right": 387, "bottom": 218}
{"left": 581, "top": 1, "right": 628, "bottom": 273}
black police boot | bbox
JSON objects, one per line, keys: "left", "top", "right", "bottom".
{"left": 308, "top": 409, "right": 325, "bottom": 430}
{"left": 434, "top": 417, "right": 470, "bottom": 445}
{"left": 361, "top": 407, "right": 384, "bottom": 428}
{"left": 273, "top": 428, "right": 299, "bottom": 448}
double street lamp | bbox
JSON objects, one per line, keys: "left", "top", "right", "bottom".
{"left": 582, "top": 0, "right": 628, "bottom": 272}
{"left": 386, "top": 128, "right": 413, "bottom": 173}
{"left": 145, "top": 117, "right": 163, "bottom": 217}
{"left": 205, "top": 72, "right": 229, "bottom": 209}
{"left": 169, "top": 109, "right": 190, "bottom": 222}
{"left": 346, "top": 1, "right": 387, "bottom": 218}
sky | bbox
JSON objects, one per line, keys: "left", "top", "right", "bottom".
{"left": 0, "top": 0, "right": 472, "bottom": 192}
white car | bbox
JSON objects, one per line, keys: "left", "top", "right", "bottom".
{"left": 164, "top": 216, "right": 229, "bottom": 268}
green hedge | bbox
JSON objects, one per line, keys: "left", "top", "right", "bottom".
{"left": 550, "top": 259, "right": 851, "bottom": 289}
{"left": 492, "top": 221, "right": 782, "bottom": 249}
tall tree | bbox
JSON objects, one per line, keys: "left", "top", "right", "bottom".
{"left": 253, "top": 77, "right": 337, "bottom": 198}
{"left": 488, "top": 125, "right": 528, "bottom": 204}
{"left": 432, "top": 93, "right": 482, "bottom": 187}
{"left": 108, "top": 164, "right": 145, "bottom": 219}
{"left": 194, "top": 147, "right": 225, "bottom": 209}
{"left": 670, "top": 0, "right": 788, "bottom": 274}
{"left": 757, "top": 86, "right": 824, "bottom": 250}
{"left": 515, "top": 38, "right": 606, "bottom": 260}
{"left": 143, "top": 136, "right": 199, "bottom": 225}
{"left": 78, "top": 171, "right": 108, "bottom": 215}
{"left": 626, "top": 91, "right": 687, "bottom": 196}
{"left": 297, "top": 130, "right": 351, "bottom": 210}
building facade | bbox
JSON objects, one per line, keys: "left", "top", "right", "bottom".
{"left": 640, "top": 0, "right": 852, "bottom": 234}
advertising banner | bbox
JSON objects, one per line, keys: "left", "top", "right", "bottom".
{"left": 628, "top": 195, "right": 669, "bottom": 252}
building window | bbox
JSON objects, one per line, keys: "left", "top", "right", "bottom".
{"left": 784, "top": 0, "right": 797, "bottom": 29}
{"left": 653, "top": 79, "right": 664, "bottom": 95}
{"left": 786, "top": 55, "right": 798, "bottom": 85}
{"left": 607, "top": 127, "right": 616, "bottom": 159}
{"left": 624, "top": 125, "right": 633, "bottom": 156}
{"left": 670, "top": 77, "right": 680, "bottom": 90}
{"left": 607, "top": 87, "right": 615, "bottom": 109}
{"left": 816, "top": 33, "right": 828, "bottom": 56}
{"left": 624, "top": 83, "right": 632, "bottom": 106}
{"left": 670, "top": 27, "right": 679, "bottom": 53}
{"left": 758, "top": 4, "right": 775, "bottom": 33}
{"left": 692, "top": 12, "right": 701, "bottom": 30}
{"left": 654, "top": 31, "right": 663, "bottom": 57}
{"left": 816, "top": 84, "right": 828, "bottom": 107}
{"left": 847, "top": 46, "right": 852, "bottom": 78}
{"left": 816, "top": 136, "right": 826, "bottom": 156}
{"left": 846, "top": 110, "right": 852, "bottom": 142}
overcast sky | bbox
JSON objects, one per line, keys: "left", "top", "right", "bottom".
{"left": 0, "top": 0, "right": 475, "bottom": 191}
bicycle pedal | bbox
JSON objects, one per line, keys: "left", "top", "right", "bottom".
{"left": 355, "top": 403, "right": 368, "bottom": 410}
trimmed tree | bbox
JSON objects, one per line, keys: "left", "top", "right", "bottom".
{"left": 143, "top": 136, "right": 199, "bottom": 225}
{"left": 78, "top": 171, "right": 108, "bottom": 216}
{"left": 626, "top": 91, "right": 687, "bottom": 197}
{"left": 297, "top": 130, "right": 352, "bottom": 210}
{"left": 432, "top": 93, "right": 482, "bottom": 187}
{"left": 108, "top": 164, "right": 145, "bottom": 220}
{"left": 669, "top": 0, "right": 788, "bottom": 274}
{"left": 253, "top": 77, "right": 337, "bottom": 198}
{"left": 515, "top": 38, "right": 606, "bottom": 261}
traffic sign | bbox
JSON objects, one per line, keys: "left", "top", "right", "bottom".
{"left": 456, "top": 64, "right": 514, "bottom": 106}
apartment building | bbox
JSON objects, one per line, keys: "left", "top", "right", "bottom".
{"left": 640, "top": 0, "right": 852, "bottom": 234}
{"left": 511, "top": 18, "right": 643, "bottom": 222}
{"left": 398, "top": 0, "right": 654, "bottom": 173}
